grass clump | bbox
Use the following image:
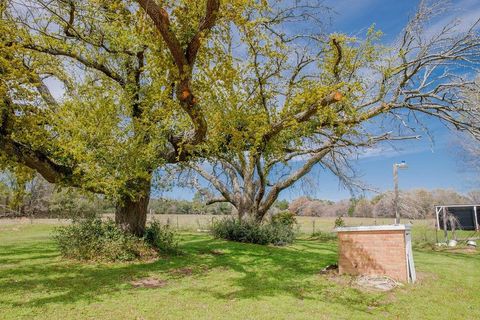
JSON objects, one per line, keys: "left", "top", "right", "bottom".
{"left": 53, "top": 218, "right": 156, "bottom": 262}
{"left": 211, "top": 217, "right": 296, "bottom": 246}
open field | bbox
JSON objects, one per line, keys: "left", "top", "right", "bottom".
{"left": 0, "top": 215, "right": 434, "bottom": 232}
{"left": 150, "top": 215, "right": 434, "bottom": 232}
{"left": 0, "top": 215, "right": 457, "bottom": 244}
{"left": 1, "top": 220, "right": 480, "bottom": 320}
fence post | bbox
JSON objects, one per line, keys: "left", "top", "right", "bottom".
{"left": 312, "top": 220, "right": 316, "bottom": 235}
{"left": 176, "top": 216, "right": 179, "bottom": 229}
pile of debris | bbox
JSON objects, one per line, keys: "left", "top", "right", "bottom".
{"left": 355, "top": 275, "right": 402, "bottom": 292}
{"left": 319, "top": 264, "right": 402, "bottom": 292}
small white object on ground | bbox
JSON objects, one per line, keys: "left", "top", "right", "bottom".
{"left": 466, "top": 240, "right": 477, "bottom": 247}
{"left": 448, "top": 239, "right": 457, "bottom": 247}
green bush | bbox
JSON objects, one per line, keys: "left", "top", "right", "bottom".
{"left": 211, "top": 218, "right": 295, "bottom": 246}
{"left": 144, "top": 221, "right": 179, "bottom": 254}
{"left": 334, "top": 216, "right": 345, "bottom": 228}
{"left": 52, "top": 218, "right": 156, "bottom": 262}
{"left": 271, "top": 211, "right": 297, "bottom": 227}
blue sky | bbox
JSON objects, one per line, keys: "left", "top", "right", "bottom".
{"left": 292, "top": 0, "right": 480, "bottom": 200}
{"left": 162, "top": 0, "right": 480, "bottom": 201}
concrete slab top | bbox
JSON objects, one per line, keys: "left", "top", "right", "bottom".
{"left": 334, "top": 224, "right": 412, "bottom": 232}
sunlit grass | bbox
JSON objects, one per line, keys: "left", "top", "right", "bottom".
{"left": 0, "top": 222, "right": 479, "bottom": 319}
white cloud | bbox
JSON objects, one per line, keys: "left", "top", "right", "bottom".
{"left": 422, "top": 0, "right": 480, "bottom": 39}
{"left": 357, "top": 144, "right": 428, "bottom": 159}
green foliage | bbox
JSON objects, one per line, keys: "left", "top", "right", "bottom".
{"left": 48, "top": 189, "right": 101, "bottom": 219}
{"left": 144, "top": 221, "right": 179, "bottom": 254}
{"left": 271, "top": 211, "right": 297, "bottom": 227}
{"left": 0, "top": 0, "right": 259, "bottom": 207}
{"left": 274, "top": 199, "right": 290, "bottom": 211}
{"left": 211, "top": 218, "right": 296, "bottom": 246}
{"left": 52, "top": 218, "right": 156, "bottom": 262}
{"left": 334, "top": 216, "right": 345, "bottom": 228}
{"left": 347, "top": 198, "right": 357, "bottom": 217}
{"left": 0, "top": 173, "right": 114, "bottom": 218}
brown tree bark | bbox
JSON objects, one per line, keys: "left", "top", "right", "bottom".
{"left": 114, "top": 176, "right": 152, "bottom": 236}
{"left": 115, "top": 189, "right": 150, "bottom": 237}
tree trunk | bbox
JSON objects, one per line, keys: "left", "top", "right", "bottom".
{"left": 115, "top": 186, "right": 150, "bottom": 237}
{"left": 254, "top": 210, "right": 266, "bottom": 223}
{"left": 236, "top": 204, "right": 266, "bottom": 223}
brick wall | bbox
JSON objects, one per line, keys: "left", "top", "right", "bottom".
{"left": 337, "top": 230, "right": 408, "bottom": 282}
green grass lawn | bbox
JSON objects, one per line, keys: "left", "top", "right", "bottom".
{"left": 1, "top": 223, "right": 480, "bottom": 320}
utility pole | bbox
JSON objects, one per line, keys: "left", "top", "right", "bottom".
{"left": 393, "top": 161, "right": 408, "bottom": 224}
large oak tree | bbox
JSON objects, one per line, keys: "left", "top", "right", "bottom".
{"left": 0, "top": 0, "right": 230, "bottom": 235}
{"left": 189, "top": 0, "right": 480, "bottom": 221}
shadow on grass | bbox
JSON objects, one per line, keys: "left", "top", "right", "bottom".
{"left": 0, "top": 233, "right": 378, "bottom": 313}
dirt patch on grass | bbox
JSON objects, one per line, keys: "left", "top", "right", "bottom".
{"left": 169, "top": 265, "right": 210, "bottom": 277}
{"left": 320, "top": 269, "right": 354, "bottom": 287}
{"left": 319, "top": 264, "right": 338, "bottom": 274}
{"left": 130, "top": 277, "right": 167, "bottom": 288}
{"left": 441, "top": 247, "right": 478, "bottom": 254}
{"left": 415, "top": 271, "right": 438, "bottom": 283}
{"left": 170, "top": 267, "right": 194, "bottom": 276}
{"left": 209, "top": 249, "right": 225, "bottom": 255}
{"left": 198, "top": 248, "right": 226, "bottom": 256}
{"left": 354, "top": 276, "right": 402, "bottom": 292}
{"left": 320, "top": 267, "right": 402, "bottom": 292}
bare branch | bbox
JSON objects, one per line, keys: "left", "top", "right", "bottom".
{"left": 22, "top": 43, "right": 126, "bottom": 87}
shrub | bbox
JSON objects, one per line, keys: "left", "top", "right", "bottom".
{"left": 211, "top": 218, "right": 295, "bottom": 246}
{"left": 52, "top": 218, "right": 156, "bottom": 262}
{"left": 334, "top": 216, "right": 345, "bottom": 228}
{"left": 271, "top": 211, "right": 297, "bottom": 227}
{"left": 144, "top": 221, "right": 179, "bottom": 254}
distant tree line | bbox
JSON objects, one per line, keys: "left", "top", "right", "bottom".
{"left": 0, "top": 173, "right": 236, "bottom": 217}
{"left": 0, "top": 173, "right": 114, "bottom": 218}
{"left": 2, "top": 172, "right": 479, "bottom": 220}
{"left": 288, "top": 189, "right": 480, "bottom": 219}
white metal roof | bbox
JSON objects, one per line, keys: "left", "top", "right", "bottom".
{"left": 334, "top": 224, "right": 412, "bottom": 232}
{"left": 434, "top": 204, "right": 480, "bottom": 208}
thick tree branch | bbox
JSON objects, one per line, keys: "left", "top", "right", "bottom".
{"left": 0, "top": 92, "right": 70, "bottom": 185}
{"left": 0, "top": 136, "right": 74, "bottom": 184}
{"left": 259, "top": 145, "right": 332, "bottom": 213}
{"left": 136, "top": 0, "right": 187, "bottom": 72}
{"left": 186, "top": 0, "right": 220, "bottom": 66}
{"left": 137, "top": 0, "right": 220, "bottom": 154}
{"left": 263, "top": 91, "right": 342, "bottom": 142}
{"left": 331, "top": 38, "right": 342, "bottom": 81}
{"left": 206, "top": 197, "right": 230, "bottom": 205}
{"left": 193, "top": 164, "right": 236, "bottom": 205}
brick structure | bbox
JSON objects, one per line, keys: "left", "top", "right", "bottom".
{"left": 335, "top": 225, "right": 415, "bottom": 283}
